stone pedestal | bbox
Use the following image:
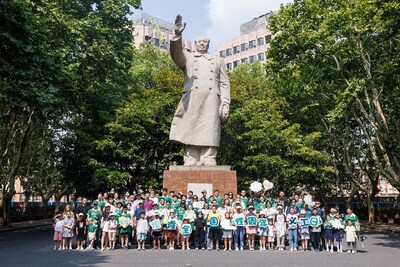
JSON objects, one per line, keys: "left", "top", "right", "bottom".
{"left": 163, "top": 166, "right": 237, "bottom": 196}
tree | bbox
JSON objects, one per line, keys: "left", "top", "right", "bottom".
{"left": 0, "top": 0, "right": 142, "bottom": 226}
{"left": 219, "top": 63, "right": 333, "bottom": 195}
{"left": 267, "top": 0, "right": 400, "bottom": 223}
{"left": 92, "top": 43, "right": 183, "bottom": 191}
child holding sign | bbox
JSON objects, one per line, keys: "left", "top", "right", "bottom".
{"left": 167, "top": 211, "right": 178, "bottom": 250}
{"left": 258, "top": 211, "right": 268, "bottom": 251}
{"left": 118, "top": 205, "right": 132, "bottom": 250}
{"left": 246, "top": 205, "right": 257, "bottom": 251}
{"left": 287, "top": 207, "right": 299, "bottom": 251}
{"left": 310, "top": 208, "right": 323, "bottom": 252}
{"left": 207, "top": 205, "right": 221, "bottom": 251}
{"left": 149, "top": 212, "right": 163, "bottom": 249}
{"left": 232, "top": 206, "right": 246, "bottom": 251}
{"left": 181, "top": 217, "right": 192, "bottom": 250}
{"left": 298, "top": 209, "right": 310, "bottom": 251}
{"left": 221, "top": 212, "right": 234, "bottom": 251}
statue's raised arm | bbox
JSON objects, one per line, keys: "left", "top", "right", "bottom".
{"left": 174, "top": 15, "right": 186, "bottom": 37}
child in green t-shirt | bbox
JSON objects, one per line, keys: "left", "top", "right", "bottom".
{"left": 87, "top": 219, "right": 98, "bottom": 250}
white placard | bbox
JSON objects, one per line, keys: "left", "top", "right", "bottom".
{"left": 187, "top": 183, "right": 213, "bottom": 199}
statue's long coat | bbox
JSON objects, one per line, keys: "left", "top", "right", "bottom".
{"left": 169, "top": 37, "right": 230, "bottom": 147}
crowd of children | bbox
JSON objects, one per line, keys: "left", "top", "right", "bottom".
{"left": 53, "top": 188, "right": 361, "bottom": 253}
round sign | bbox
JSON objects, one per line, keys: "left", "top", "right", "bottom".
{"left": 209, "top": 217, "right": 219, "bottom": 227}
{"left": 309, "top": 217, "right": 319, "bottom": 227}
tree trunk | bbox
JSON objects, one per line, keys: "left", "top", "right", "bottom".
{"left": 2, "top": 196, "right": 12, "bottom": 227}
{"left": 367, "top": 193, "right": 375, "bottom": 226}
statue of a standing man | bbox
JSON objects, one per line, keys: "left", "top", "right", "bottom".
{"left": 169, "top": 15, "right": 230, "bottom": 166}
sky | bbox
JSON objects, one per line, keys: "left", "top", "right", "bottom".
{"left": 138, "top": 0, "right": 293, "bottom": 52}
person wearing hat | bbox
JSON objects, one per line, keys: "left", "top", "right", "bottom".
{"left": 246, "top": 205, "right": 257, "bottom": 251}
{"left": 232, "top": 205, "right": 245, "bottom": 250}
{"left": 298, "top": 209, "right": 310, "bottom": 251}
{"left": 149, "top": 212, "right": 163, "bottom": 249}
{"left": 53, "top": 214, "right": 64, "bottom": 250}
{"left": 107, "top": 212, "right": 118, "bottom": 250}
{"left": 258, "top": 211, "right": 268, "bottom": 251}
{"left": 275, "top": 205, "right": 286, "bottom": 251}
{"left": 180, "top": 217, "right": 192, "bottom": 250}
{"left": 75, "top": 213, "right": 87, "bottom": 250}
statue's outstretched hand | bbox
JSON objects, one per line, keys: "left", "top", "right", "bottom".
{"left": 174, "top": 15, "right": 186, "bottom": 37}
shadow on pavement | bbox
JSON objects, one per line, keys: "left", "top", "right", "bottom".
{"left": 368, "top": 232, "right": 400, "bottom": 249}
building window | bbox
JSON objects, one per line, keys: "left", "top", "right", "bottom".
{"left": 265, "top": 35, "right": 272, "bottom": 43}
{"left": 241, "top": 58, "right": 248, "bottom": 64}
{"left": 152, "top": 38, "right": 160, "bottom": 47}
{"left": 226, "top": 48, "right": 233, "bottom": 56}
{"left": 233, "top": 45, "right": 240, "bottom": 54}
{"left": 258, "top": 52, "right": 265, "bottom": 61}
{"left": 249, "top": 55, "right": 257, "bottom": 63}
{"left": 241, "top": 43, "right": 248, "bottom": 52}
{"left": 233, "top": 60, "right": 240, "bottom": 68}
{"left": 257, "top": 37, "right": 264, "bottom": 46}
{"left": 226, "top": 63, "right": 232, "bottom": 70}
{"left": 249, "top": 40, "right": 257, "bottom": 49}
{"left": 220, "top": 50, "right": 226, "bottom": 58}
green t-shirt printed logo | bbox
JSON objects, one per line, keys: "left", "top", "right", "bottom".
{"left": 259, "top": 218, "right": 267, "bottom": 228}
{"left": 182, "top": 224, "right": 191, "bottom": 235}
{"left": 235, "top": 217, "right": 244, "bottom": 226}
{"left": 209, "top": 217, "right": 219, "bottom": 228}
{"left": 167, "top": 220, "right": 176, "bottom": 230}
{"left": 310, "top": 217, "right": 319, "bottom": 227}
{"left": 247, "top": 216, "right": 257, "bottom": 226}
{"left": 299, "top": 218, "right": 308, "bottom": 228}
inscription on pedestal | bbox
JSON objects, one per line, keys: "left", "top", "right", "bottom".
{"left": 163, "top": 166, "right": 237, "bottom": 196}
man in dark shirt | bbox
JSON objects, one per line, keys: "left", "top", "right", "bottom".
{"left": 76, "top": 197, "right": 91, "bottom": 220}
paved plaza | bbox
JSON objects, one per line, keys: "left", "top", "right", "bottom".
{"left": 0, "top": 226, "right": 398, "bottom": 267}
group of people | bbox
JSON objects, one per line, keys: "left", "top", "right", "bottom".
{"left": 53, "top": 188, "right": 361, "bottom": 254}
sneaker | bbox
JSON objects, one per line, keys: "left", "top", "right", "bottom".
{"left": 182, "top": 247, "right": 185, "bottom": 250}
{"left": 235, "top": 247, "right": 239, "bottom": 251}
{"left": 69, "top": 246, "right": 73, "bottom": 250}
{"left": 202, "top": 248, "right": 205, "bottom": 250}
{"left": 187, "top": 247, "right": 190, "bottom": 250}
{"left": 348, "top": 250, "right": 351, "bottom": 254}
{"left": 58, "top": 246, "right": 62, "bottom": 251}
{"left": 224, "top": 248, "right": 227, "bottom": 251}
{"left": 290, "top": 247, "right": 294, "bottom": 251}
{"left": 137, "top": 247, "right": 141, "bottom": 251}
{"left": 169, "top": 247, "right": 173, "bottom": 251}
{"left": 294, "top": 248, "right": 297, "bottom": 251}
{"left": 216, "top": 247, "right": 220, "bottom": 251}
{"left": 352, "top": 250, "right": 356, "bottom": 254}
{"left": 240, "top": 246, "right": 244, "bottom": 251}
{"left": 195, "top": 248, "right": 199, "bottom": 250}
{"left": 53, "top": 246, "right": 57, "bottom": 251}
{"left": 353, "top": 250, "right": 357, "bottom": 253}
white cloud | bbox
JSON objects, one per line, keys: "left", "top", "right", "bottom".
{"left": 206, "top": 0, "right": 293, "bottom": 51}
